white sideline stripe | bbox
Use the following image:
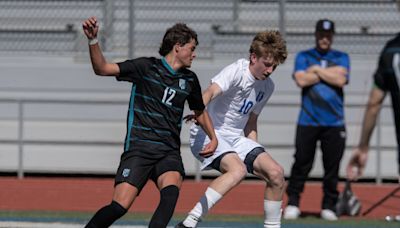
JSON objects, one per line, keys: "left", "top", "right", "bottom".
{"left": 0, "top": 221, "right": 148, "bottom": 228}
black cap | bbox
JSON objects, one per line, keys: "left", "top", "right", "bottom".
{"left": 315, "top": 19, "right": 335, "bottom": 33}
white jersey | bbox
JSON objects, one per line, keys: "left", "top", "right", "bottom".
{"left": 190, "top": 58, "right": 274, "bottom": 169}
{"left": 207, "top": 58, "right": 274, "bottom": 136}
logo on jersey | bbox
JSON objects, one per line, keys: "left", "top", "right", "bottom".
{"left": 122, "top": 168, "right": 130, "bottom": 177}
{"left": 179, "top": 79, "right": 186, "bottom": 90}
{"left": 256, "top": 91, "right": 265, "bottom": 102}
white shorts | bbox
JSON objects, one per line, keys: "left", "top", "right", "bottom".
{"left": 190, "top": 125, "right": 265, "bottom": 170}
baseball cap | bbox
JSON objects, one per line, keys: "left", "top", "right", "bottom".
{"left": 315, "top": 19, "right": 335, "bottom": 33}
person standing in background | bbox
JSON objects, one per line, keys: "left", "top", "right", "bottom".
{"left": 284, "top": 19, "right": 350, "bottom": 221}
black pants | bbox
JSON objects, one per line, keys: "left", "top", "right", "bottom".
{"left": 286, "top": 125, "right": 346, "bottom": 211}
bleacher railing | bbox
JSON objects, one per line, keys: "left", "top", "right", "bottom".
{"left": 0, "top": 97, "right": 396, "bottom": 184}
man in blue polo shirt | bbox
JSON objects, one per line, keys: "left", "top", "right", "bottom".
{"left": 284, "top": 19, "right": 350, "bottom": 221}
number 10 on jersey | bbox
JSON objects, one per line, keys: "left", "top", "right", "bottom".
{"left": 239, "top": 99, "right": 253, "bottom": 114}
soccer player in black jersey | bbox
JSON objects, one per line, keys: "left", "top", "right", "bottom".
{"left": 82, "top": 16, "right": 218, "bottom": 228}
{"left": 347, "top": 1, "right": 400, "bottom": 184}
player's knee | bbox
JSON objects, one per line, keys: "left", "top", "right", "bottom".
{"left": 230, "top": 163, "right": 247, "bottom": 182}
{"left": 112, "top": 183, "right": 139, "bottom": 209}
{"left": 267, "top": 165, "right": 285, "bottom": 189}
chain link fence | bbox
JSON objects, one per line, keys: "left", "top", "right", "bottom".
{"left": 0, "top": 0, "right": 399, "bottom": 59}
{"left": 0, "top": 0, "right": 103, "bottom": 54}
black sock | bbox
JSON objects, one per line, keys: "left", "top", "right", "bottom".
{"left": 148, "top": 185, "right": 180, "bottom": 228}
{"left": 85, "top": 201, "right": 127, "bottom": 228}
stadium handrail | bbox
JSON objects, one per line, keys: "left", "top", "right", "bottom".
{"left": 0, "top": 96, "right": 395, "bottom": 182}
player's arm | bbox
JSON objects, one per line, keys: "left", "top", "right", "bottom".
{"left": 194, "top": 109, "right": 218, "bottom": 157}
{"left": 347, "top": 87, "right": 386, "bottom": 179}
{"left": 311, "top": 65, "right": 348, "bottom": 87}
{"left": 202, "top": 82, "right": 223, "bottom": 106}
{"left": 183, "top": 82, "right": 223, "bottom": 123}
{"left": 82, "top": 16, "right": 120, "bottom": 77}
{"left": 293, "top": 69, "right": 320, "bottom": 88}
{"left": 244, "top": 112, "right": 259, "bottom": 142}
{"left": 358, "top": 87, "right": 386, "bottom": 150}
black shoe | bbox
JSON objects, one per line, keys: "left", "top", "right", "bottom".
{"left": 175, "top": 221, "right": 191, "bottom": 228}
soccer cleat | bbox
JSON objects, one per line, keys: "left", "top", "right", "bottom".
{"left": 283, "top": 205, "right": 301, "bottom": 220}
{"left": 321, "top": 209, "right": 338, "bottom": 221}
{"left": 175, "top": 221, "right": 192, "bottom": 228}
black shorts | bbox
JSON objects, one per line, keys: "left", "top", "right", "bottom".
{"left": 207, "top": 147, "right": 265, "bottom": 174}
{"left": 114, "top": 152, "right": 185, "bottom": 194}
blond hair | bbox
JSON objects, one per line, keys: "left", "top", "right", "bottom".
{"left": 249, "top": 30, "right": 287, "bottom": 65}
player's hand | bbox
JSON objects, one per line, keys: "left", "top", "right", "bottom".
{"left": 82, "top": 16, "right": 99, "bottom": 39}
{"left": 346, "top": 147, "right": 368, "bottom": 181}
{"left": 199, "top": 138, "right": 217, "bottom": 158}
{"left": 183, "top": 114, "right": 198, "bottom": 125}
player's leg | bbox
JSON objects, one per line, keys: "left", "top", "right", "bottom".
{"left": 285, "top": 125, "right": 319, "bottom": 217}
{"left": 251, "top": 149, "right": 285, "bottom": 200}
{"left": 209, "top": 152, "right": 248, "bottom": 197}
{"left": 85, "top": 183, "right": 138, "bottom": 228}
{"left": 320, "top": 126, "right": 346, "bottom": 220}
{"left": 149, "top": 153, "right": 184, "bottom": 228}
{"left": 179, "top": 152, "right": 247, "bottom": 228}
{"left": 85, "top": 154, "right": 152, "bottom": 228}
{"left": 248, "top": 148, "right": 285, "bottom": 228}
{"left": 149, "top": 171, "right": 182, "bottom": 228}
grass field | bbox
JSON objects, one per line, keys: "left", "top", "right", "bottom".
{"left": 0, "top": 210, "right": 399, "bottom": 228}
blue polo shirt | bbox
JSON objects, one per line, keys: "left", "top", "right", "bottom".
{"left": 294, "top": 48, "right": 350, "bottom": 126}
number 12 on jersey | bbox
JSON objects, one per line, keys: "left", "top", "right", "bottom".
{"left": 162, "top": 87, "right": 176, "bottom": 105}
{"left": 239, "top": 99, "right": 253, "bottom": 114}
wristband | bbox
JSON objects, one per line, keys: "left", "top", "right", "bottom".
{"left": 88, "top": 38, "right": 98, "bottom": 45}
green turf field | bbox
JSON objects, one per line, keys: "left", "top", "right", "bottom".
{"left": 0, "top": 210, "right": 399, "bottom": 228}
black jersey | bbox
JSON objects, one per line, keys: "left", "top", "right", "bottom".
{"left": 117, "top": 57, "right": 205, "bottom": 158}
{"left": 373, "top": 33, "right": 400, "bottom": 152}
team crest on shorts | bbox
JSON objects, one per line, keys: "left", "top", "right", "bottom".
{"left": 179, "top": 79, "right": 186, "bottom": 90}
{"left": 122, "top": 168, "right": 130, "bottom": 177}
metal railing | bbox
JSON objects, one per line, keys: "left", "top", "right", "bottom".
{"left": 0, "top": 97, "right": 127, "bottom": 178}
{"left": 0, "top": 96, "right": 396, "bottom": 183}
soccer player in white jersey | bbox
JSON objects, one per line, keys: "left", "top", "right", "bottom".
{"left": 176, "top": 30, "right": 288, "bottom": 228}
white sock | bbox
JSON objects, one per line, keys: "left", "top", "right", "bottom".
{"left": 182, "top": 187, "right": 222, "bottom": 227}
{"left": 264, "top": 200, "right": 282, "bottom": 228}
